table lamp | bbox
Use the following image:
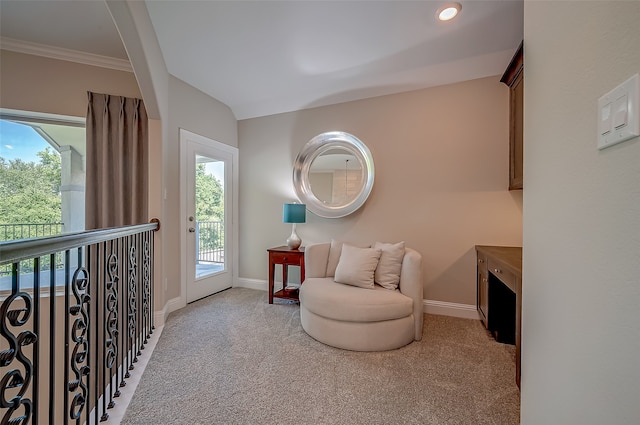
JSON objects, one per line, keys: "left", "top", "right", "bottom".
{"left": 283, "top": 203, "right": 306, "bottom": 250}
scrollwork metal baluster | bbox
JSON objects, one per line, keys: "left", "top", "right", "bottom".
{"left": 68, "top": 267, "right": 90, "bottom": 422}
{"left": 127, "top": 243, "right": 137, "bottom": 368}
{"left": 142, "top": 234, "right": 150, "bottom": 346}
{"left": 0, "top": 264, "right": 36, "bottom": 425}
{"left": 135, "top": 234, "right": 142, "bottom": 358}
{"left": 102, "top": 251, "right": 119, "bottom": 421}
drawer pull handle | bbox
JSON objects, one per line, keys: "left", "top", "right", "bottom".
{"left": 479, "top": 259, "right": 484, "bottom": 263}
{"left": 494, "top": 268, "right": 501, "bottom": 273}
{"left": 283, "top": 257, "right": 288, "bottom": 261}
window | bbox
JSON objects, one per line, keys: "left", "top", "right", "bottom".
{"left": 0, "top": 109, "right": 86, "bottom": 287}
{"left": 0, "top": 109, "right": 86, "bottom": 238}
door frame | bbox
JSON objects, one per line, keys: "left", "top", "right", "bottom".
{"left": 179, "top": 128, "right": 239, "bottom": 305}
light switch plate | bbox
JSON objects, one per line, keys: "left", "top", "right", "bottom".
{"left": 597, "top": 74, "right": 640, "bottom": 150}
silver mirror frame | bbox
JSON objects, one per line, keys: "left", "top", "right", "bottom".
{"left": 293, "top": 131, "right": 375, "bottom": 218}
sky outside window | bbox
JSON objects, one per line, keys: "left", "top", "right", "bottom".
{"left": 0, "top": 119, "right": 51, "bottom": 162}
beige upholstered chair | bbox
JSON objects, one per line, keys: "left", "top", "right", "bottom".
{"left": 299, "top": 241, "right": 423, "bottom": 351}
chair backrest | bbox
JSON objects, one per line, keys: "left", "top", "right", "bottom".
{"left": 304, "top": 243, "right": 331, "bottom": 278}
{"left": 399, "top": 247, "right": 423, "bottom": 340}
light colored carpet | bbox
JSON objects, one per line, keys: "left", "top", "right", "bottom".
{"left": 121, "top": 288, "right": 520, "bottom": 424}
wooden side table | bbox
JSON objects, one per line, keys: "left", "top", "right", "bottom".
{"left": 267, "top": 246, "right": 305, "bottom": 304}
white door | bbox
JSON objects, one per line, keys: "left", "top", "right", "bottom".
{"left": 180, "top": 129, "right": 238, "bottom": 303}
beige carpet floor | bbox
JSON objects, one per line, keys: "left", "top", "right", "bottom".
{"left": 121, "top": 288, "right": 520, "bottom": 424}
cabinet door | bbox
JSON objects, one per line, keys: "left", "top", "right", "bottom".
{"left": 509, "top": 71, "right": 524, "bottom": 190}
{"left": 477, "top": 256, "right": 489, "bottom": 328}
{"left": 478, "top": 271, "right": 489, "bottom": 327}
{"left": 501, "top": 41, "right": 524, "bottom": 191}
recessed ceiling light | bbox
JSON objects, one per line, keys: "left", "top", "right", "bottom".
{"left": 437, "top": 3, "right": 462, "bottom": 21}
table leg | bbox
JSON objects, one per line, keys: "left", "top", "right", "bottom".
{"left": 282, "top": 264, "right": 288, "bottom": 290}
{"left": 268, "top": 261, "right": 275, "bottom": 304}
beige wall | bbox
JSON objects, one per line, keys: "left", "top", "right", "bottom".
{"left": 522, "top": 2, "right": 640, "bottom": 424}
{"left": 239, "top": 76, "right": 523, "bottom": 305}
{"left": 162, "top": 75, "right": 238, "bottom": 300}
{"left": 0, "top": 50, "right": 141, "bottom": 117}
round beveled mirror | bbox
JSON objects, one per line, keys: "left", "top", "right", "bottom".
{"left": 293, "top": 131, "right": 374, "bottom": 218}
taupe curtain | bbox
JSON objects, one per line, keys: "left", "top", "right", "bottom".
{"left": 86, "top": 92, "right": 148, "bottom": 229}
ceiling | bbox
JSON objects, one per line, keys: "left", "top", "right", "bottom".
{"left": 0, "top": 0, "right": 129, "bottom": 60}
{"left": 0, "top": 0, "right": 523, "bottom": 120}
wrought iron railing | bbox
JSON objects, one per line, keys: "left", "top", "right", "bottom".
{"left": 0, "top": 223, "right": 64, "bottom": 242}
{"left": 0, "top": 223, "right": 65, "bottom": 279}
{"left": 196, "top": 221, "right": 224, "bottom": 264}
{"left": 0, "top": 220, "right": 158, "bottom": 424}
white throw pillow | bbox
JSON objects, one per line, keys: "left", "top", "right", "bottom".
{"left": 334, "top": 244, "right": 382, "bottom": 289}
{"left": 374, "top": 241, "right": 405, "bottom": 290}
{"left": 326, "top": 239, "right": 371, "bottom": 277}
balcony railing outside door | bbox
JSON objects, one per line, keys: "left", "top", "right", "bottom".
{"left": 195, "top": 220, "right": 223, "bottom": 264}
{"left": 0, "top": 223, "right": 65, "bottom": 279}
{"left": 0, "top": 223, "right": 64, "bottom": 242}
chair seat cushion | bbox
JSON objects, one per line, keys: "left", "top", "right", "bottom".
{"left": 299, "top": 277, "right": 413, "bottom": 323}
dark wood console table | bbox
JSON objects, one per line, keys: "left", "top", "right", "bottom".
{"left": 476, "top": 245, "right": 522, "bottom": 387}
{"left": 267, "top": 246, "right": 305, "bottom": 304}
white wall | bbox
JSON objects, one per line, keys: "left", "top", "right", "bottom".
{"left": 522, "top": 2, "right": 640, "bottom": 424}
{"left": 239, "top": 76, "right": 523, "bottom": 305}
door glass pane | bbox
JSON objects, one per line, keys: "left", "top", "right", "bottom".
{"left": 194, "top": 154, "right": 225, "bottom": 279}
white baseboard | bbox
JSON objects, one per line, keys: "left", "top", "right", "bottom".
{"left": 233, "top": 279, "right": 478, "bottom": 320}
{"left": 153, "top": 306, "right": 167, "bottom": 328}
{"left": 235, "top": 277, "right": 267, "bottom": 291}
{"left": 153, "top": 296, "right": 183, "bottom": 327}
{"left": 424, "top": 299, "right": 479, "bottom": 320}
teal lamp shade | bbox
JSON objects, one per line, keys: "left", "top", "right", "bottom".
{"left": 283, "top": 203, "right": 306, "bottom": 223}
{"left": 283, "top": 203, "right": 306, "bottom": 249}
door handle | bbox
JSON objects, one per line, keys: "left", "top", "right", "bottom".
{"left": 188, "top": 227, "right": 195, "bottom": 233}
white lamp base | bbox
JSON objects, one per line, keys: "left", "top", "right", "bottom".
{"left": 286, "top": 223, "right": 302, "bottom": 250}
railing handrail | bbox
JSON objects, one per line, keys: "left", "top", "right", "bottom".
{"left": 0, "top": 220, "right": 159, "bottom": 265}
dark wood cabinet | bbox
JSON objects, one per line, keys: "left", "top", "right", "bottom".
{"left": 501, "top": 41, "right": 524, "bottom": 191}
{"left": 476, "top": 245, "right": 522, "bottom": 388}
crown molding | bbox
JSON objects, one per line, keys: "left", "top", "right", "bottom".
{"left": 0, "top": 37, "right": 132, "bottom": 73}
